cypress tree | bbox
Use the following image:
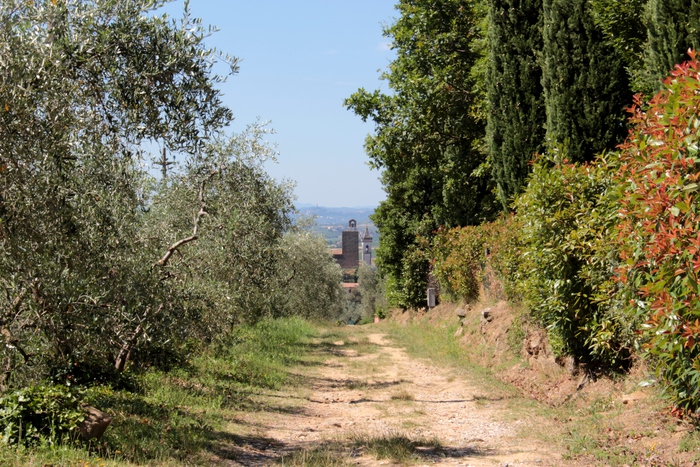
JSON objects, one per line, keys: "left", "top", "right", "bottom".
{"left": 487, "top": 0, "right": 545, "bottom": 209}
{"left": 644, "top": 0, "right": 700, "bottom": 91}
{"left": 542, "top": 0, "right": 632, "bottom": 163}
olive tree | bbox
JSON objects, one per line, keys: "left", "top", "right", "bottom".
{"left": 357, "top": 264, "right": 387, "bottom": 321}
{"left": 0, "top": 0, "right": 236, "bottom": 385}
{"left": 270, "top": 230, "right": 345, "bottom": 320}
{"left": 145, "top": 123, "right": 296, "bottom": 344}
{"left": 0, "top": 0, "right": 347, "bottom": 386}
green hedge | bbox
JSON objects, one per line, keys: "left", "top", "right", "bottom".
{"left": 515, "top": 150, "right": 637, "bottom": 368}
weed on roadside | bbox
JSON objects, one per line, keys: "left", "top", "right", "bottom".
{"left": 381, "top": 320, "right": 517, "bottom": 398}
{"left": 391, "top": 390, "right": 415, "bottom": 401}
{"left": 349, "top": 337, "right": 382, "bottom": 355}
{"left": 680, "top": 429, "right": 700, "bottom": 453}
{"left": 506, "top": 312, "right": 527, "bottom": 355}
{"left": 350, "top": 430, "right": 441, "bottom": 463}
{"left": 277, "top": 444, "right": 351, "bottom": 466}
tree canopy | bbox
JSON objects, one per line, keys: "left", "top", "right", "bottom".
{"left": 486, "top": 0, "right": 546, "bottom": 208}
{"left": 345, "top": 0, "right": 497, "bottom": 308}
{"left": 541, "top": 0, "right": 632, "bottom": 163}
{"left": 0, "top": 0, "right": 344, "bottom": 387}
{"left": 643, "top": 0, "right": 700, "bottom": 92}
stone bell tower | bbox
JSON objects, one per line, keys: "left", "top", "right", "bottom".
{"left": 333, "top": 219, "right": 359, "bottom": 269}
{"left": 361, "top": 225, "right": 373, "bottom": 266}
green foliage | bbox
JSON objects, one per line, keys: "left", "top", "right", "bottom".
{"left": 139, "top": 126, "right": 345, "bottom": 358}
{"left": 431, "top": 226, "right": 484, "bottom": 303}
{"left": 279, "top": 446, "right": 352, "bottom": 467}
{"left": 515, "top": 150, "right": 637, "bottom": 367}
{"left": 350, "top": 431, "right": 441, "bottom": 464}
{"left": 590, "top": 0, "right": 700, "bottom": 94}
{"left": 345, "top": 0, "right": 498, "bottom": 309}
{"left": 368, "top": 203, "right": 428, "bottom": 309}
{"left": 478, "top": 215, "right": 524, "bottom": 301}
{"left": 590, "top": 0, "right": 648, "bottom": 78}
{"left": 541, "top": 0, "right": 632, "bottom": 163}
{"left": 643, "top": 0, "right": 700, "bottom": 93}
{"left": 0, "top": 0, "right": 346, "bottom": 390}
{"left": 506, "top": 312, "right": 528, "bottom": 354}
{"left": 431, "top": 214, "right": 523, "bottom": 304}
{"left": 0, "top": 317, "right": 318, "bottom": 465}
{"left": 272, "top": 231, "right": 345, "bottom": 320}
{"left": 487, "top": 0, "right": 546, "bottom": 208}
{"left": 357, "top": 265, "right": 388, "bottom": 321}
{"left": 615, "top": 52, "right": 700, "bottom": 410}
{"left": 0, "top": 385, "right": 84, "bottom": 446}
{"left": 85, "top": 317, "right": 316, "bottom": 464}
{"left": 211, "top": 317, "right": 317, "bottom": 389}
{"left": 396, "top": 243, "right": 432, "bottom": 309}
{"left": 0, "top": 0, "right": 236, "bottom": 384}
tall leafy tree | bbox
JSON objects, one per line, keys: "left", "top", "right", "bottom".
{"left": 643, "top": 0, "right": 700, "bottom": 92}
{"left": 487, "top": 0, "right": 546, "bottom": 209}
{"left": 542, "top": 0, "right": 632, "bottom": 163}
{"left": 345, "top": 0, "right": 497, "bottom": 309}
{"left": 589, "top": 0, "right": 648, "bottom": 92}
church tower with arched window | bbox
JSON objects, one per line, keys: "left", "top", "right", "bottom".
{"left": 361, "top": 225, "right": 373, "bottom": 266}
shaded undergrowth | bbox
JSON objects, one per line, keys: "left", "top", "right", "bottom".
{"left": 0, "top": 317, "right": 319, "bottom": 467}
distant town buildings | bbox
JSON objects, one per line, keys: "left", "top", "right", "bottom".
{"left": 332, "top": 219, "right": 359, "bottom": 270}
{"left": 341, "top": 282, "right": 359, "bottom": 295}
{"left": 332, "top": 219, "right": 374, "bottom": 269}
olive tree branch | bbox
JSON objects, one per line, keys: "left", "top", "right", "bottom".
{"left": 114, "top": 303, "right": 164, "bottom": 372}
{"left": 156, "top": 169, "right": 217, "bottom": 267}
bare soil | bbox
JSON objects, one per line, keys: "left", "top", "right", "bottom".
{"left": 213, "top": 301, "right": 700, "bottom": 467}
{"left": 218, "top": 324, "right": 570, "bottom": 466}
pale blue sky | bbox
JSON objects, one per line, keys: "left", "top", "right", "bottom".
{"left": 159, "top": 1, "right": 396, "bottom": 207}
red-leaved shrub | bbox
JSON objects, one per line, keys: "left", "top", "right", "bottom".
{"left": 616, "top": 50, "right": 700, "bottom": 410}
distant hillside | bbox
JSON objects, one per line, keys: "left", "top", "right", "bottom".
{"left": 294, "top": 205, "right": 375, "bottom": 227}
{"left": 294, "top": 205, "right": 379, "bottom": 248}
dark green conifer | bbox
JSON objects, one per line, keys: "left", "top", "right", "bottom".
{"left": 487, "top": 0, "right": 545, "bottom": 209}
{"left": 644, "top": 0, "right": 700, "bottom": 91}
{"left": 542, "top": 0, "right": 632, "bottom": 162}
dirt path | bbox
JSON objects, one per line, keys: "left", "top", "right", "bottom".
{"left": 223, "top": 328, "right": 567, "bottom": 466}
